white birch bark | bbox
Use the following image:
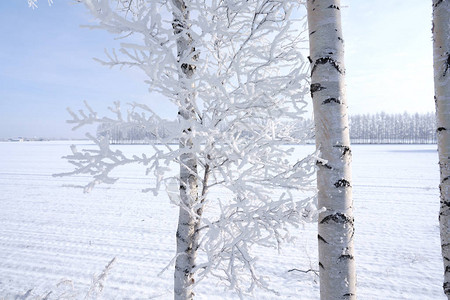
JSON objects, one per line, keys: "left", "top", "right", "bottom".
{"left": 306, "top": 1, "right": 356, "bottom": 299}
{"left": 433, "top": 0, "right": 450, "bottom": 298}
{"left": 172, "top": 1, "right": 199, "bottom": 299}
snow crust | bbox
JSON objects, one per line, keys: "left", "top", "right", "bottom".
{"left": 0, "top": 141, "right": 444, "bottom": 299}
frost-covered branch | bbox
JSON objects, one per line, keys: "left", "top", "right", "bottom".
{"left": 53, "top": 0, "right": 316, "bottom": 297}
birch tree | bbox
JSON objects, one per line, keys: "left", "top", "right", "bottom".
{"left": 306, "top": 0, "right": 356, "bottom": 299}
{"left": 433, "top": 0, "right": 450, "bottom": 298}
{"left": 39, "top": 0, "right": 318, "bottom": 298}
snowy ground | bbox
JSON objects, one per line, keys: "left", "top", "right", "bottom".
{"left": 0, "top": 141, "right": 444, "bottom": 299}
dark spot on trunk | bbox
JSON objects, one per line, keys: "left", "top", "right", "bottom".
{"left": 339, "top": 254, "right": 354, "bottom": 261}
{"left": 307, "top": 56, "right": 312, "bottom": 63}
{"left": 443, "top": 176, "right": 450, "bottom": 182}
{"left": 312, "top": 56, "right": 344, "bottom": 75}
{"left": 334, "top": 145, "right": 352, "bottom": 157}
{"left": 310, "top": 83, "right": 326, "bottom": 97}
{"left": 334, "top": 179, "right": 351, "bottom": 188}
{"left": 441, "top": 200, "right": 450, "bottom": 208}
{"left": 328, "top": 4, "right": 340, "bottom": 10}
{"left": 443, "top": 53, "right": 450, "bottom": 77}
{"left": 310, "top": 30, "right": 316, "bottom": 35}
{"left": 320, "top": 212, "right": 353, "bottom": 225}
{"left": 434, "top": 0, "right": 444, "bottom": 8}
{"left": 343, "top": 293, "right": 355, "bottom": 298}
{"left": 322, "top": 98, "right": 341, "bottom": 105}
{"left": 438, "top": 127, "right": 447, "bottom": 132}
{"left": 319, "top": 262, "right": 324, "bottom": 269}
{"left": 338, "top": 37, "right": 344, "bottom": 43}
{"left": 444, "top": 281, "right": 450, "bottom": 295}
{"left": 176, "top": 231, "right": 188, "bottom": 244}
{"left": 318, "top": 234, "right": 328, "bottom": 244}
{"left": 181, "top": 63, "right": 196, "bottom": 74}
{"left": 316, "top": 160, "right": 332, "bottom": 169}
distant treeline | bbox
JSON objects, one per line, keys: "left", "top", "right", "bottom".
{"left": 99, "top": 112, "right": 437, "bottom": 144}
{"left": 349, "top": 112, "right": 436, "bottom": 144}
{"left": 97, "top": 120, "right": 178, "bottom": 144}
{"left": 297, "top": 112, "right": 436, "bottom": 144}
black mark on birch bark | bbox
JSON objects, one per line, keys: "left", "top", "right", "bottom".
{"left": 176, "top": 231, "right": 188, "bottom": 244}
{"left": 444, "top": 282, "right": 450, "bottom": 295}
{"left": 338, "top": 37, "right": 344, "bottom": 43}
{"left": 318, "top": 234, "right": 329, "bottom": 244}
{"left": 438, "top": 127, "right": 447, "bottom": 132}
{"left": 334, "top": 145, "right": 351, "bottom": 157}
{"left": 310, "top": 30, "right": 316, "bottom": 35}
{"left": 343, "top": 293, "right": 355, "bottom": 298}
{"left": 319, "top": 262, "right": 325, "bottom": 269}
{"left": 320, "top": 213, "right": 353, "bottom": 225}
{"left": 334, "top": 179, "right": 351, "bottom": 188}
{"left": 434, "top": 0, "right": 444, "bottom": 8}
{"left": 328, "top": 4, "right": 340, "bottom": 10}
{"left": 307, "top": 56, "right": 312, "bottom": 63}
{"left": 339, "top": 254, "right": 354, "bottom": 261}
{"left": 310, "top": 83, "right": 325, "bottom": 97}
{"left": 316, "top": 160, "right": 332, "bottom": 169}
{"left": 311, "top": 57, "right": 344, "bottom": 75}
{"left": 174, "top": 265, "right": 191, "bottom": 273}
{"left": 322, "top": 98, "right": 341, "bottom": 105}
{"left": 443, "top": 53, "right": 450, "bottom": 77}
{"left": 441, "top": 200, "right": 450, "bottom": 208}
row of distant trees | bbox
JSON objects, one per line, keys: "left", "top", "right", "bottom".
{"left": 296, "top": 112, "right": 437, "bottom": 144}
{"left": 100, "top": 112, "right": 436, "bottom": 145}
{"left": 97, "top": 120, "right": 178, "bottom": 144}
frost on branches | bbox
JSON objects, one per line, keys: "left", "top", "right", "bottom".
{"left": 53, "top": 0, "right": 318, "bottom": 298}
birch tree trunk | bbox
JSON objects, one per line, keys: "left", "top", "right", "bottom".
{"left": 306, "top": 1, "right": 356, "bottom": 299}
{"left": 433, "top": 0, "right": 450, "bottom": 298}
{"left": 172, "top": 1, "right": 199, "bottom": 299}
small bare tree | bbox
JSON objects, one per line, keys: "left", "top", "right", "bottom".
{"left": 39, "top": 0, "right": 319, "bottom": 298}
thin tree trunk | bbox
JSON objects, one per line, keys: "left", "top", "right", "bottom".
{"left": 306, "top": 1, "right": 356, "bottom": 299}
{"left": 172, "top": 1, "right": 199, "bottom": 299}
{"left": 433, "top": 0, "right": 450, "bottom": 298}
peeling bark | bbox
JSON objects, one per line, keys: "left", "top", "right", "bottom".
{"left": 433, "top": 0, "right": 450, "bottom": 298}
{"left": 307, "top": 0, "right": 356, "bottom": 298}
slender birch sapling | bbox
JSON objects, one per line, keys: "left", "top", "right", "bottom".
{"left": 433, "top": 0, "right": 450, "bottom": 298}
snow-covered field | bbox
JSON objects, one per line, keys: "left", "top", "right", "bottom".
{"left": 0, "top": 141, "right": 444, "bottom": 299}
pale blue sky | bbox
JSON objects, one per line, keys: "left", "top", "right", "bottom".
{"left": 0, "top": 1, "right": 434, "bottom": 139}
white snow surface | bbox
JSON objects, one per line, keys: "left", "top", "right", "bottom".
{"left": 0, "top": 141, "right": 444, "bottom": 299}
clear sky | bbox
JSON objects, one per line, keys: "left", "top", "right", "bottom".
{"left": 0, "top": 1, "right": 434, "bottom": 139}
